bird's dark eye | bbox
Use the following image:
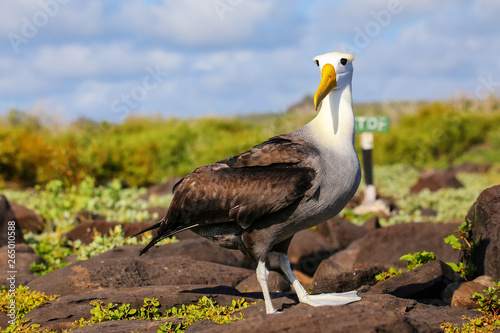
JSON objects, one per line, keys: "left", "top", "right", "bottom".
{"left": 315, "top": 60, "right": 319, "bottom": 67}
{"left": 340, "top": 58, "right": 347, "bottom": 66}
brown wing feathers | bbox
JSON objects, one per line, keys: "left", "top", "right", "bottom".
{"left": 138, "top": 135, "right": 317, "bottom": 254}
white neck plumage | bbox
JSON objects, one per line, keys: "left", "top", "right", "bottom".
{"left": 307, "top": 84, "right": 356, "bottom": 150}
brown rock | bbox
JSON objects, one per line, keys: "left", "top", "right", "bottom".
{"left": 27, "top": 256, "right": 253, "bottom": 296}
{"left": 0, "top": 244, "right": 41, "bottom": 288}
{"left": 235, "top": 271, "right": 290, "bottom": 293}
{"left": 0, "top": 195, "right": 24, "bottom": 245}
{"left": 355, "top": 222, "right": 461, "bottom": 269}
{"left": 411, "top": 169, "right": 463, "bottom": 194}
{"left": 10, "top": 201, "right": 44, "bottom": 233}
{"left": 473, "top": 275, "right": 496, "bottom": 288}
{"left": 368, "top": 260, "right": 459, "bottom": 299}
{"left": 316, "top": 216, "right": 368, "bottom": 251}
{"left": 442, "top": 281, "right": 484, "bottom": 309}
{"left": 0, "top": 243, "right": 42, "bottom": 280}
{"left": 466, "top": 185, "right": 500, "bottom": 280}
{"left": 204, "top": 303, "right": 419, "bottom": 333}
{"left": 287, "top": 229, "right": 335, "bottom": 276}
{"left": 362, "top": 216, "right": 381, "bottom": 232}
{"left": 0, "top": 311, "right": 10, "bottom": 330}
{"left": 71, "top": 319, "right": 173, "bottom": 333}
{"left": 26, "top": 285, "right": 258, "bottom": 331}
{"left": 359, "top": 293, "right": 481, "bottom": 331}
{"left": 93, "top": 239, "right": 254, "bottom": 269}
{"left": 327, "top": 237, "right": 363, "bottom": 271}
{"left": 65, "top": 221, "right": 158, "bottom": 244}
{"left": 312, "top": 264, "right": 387, "bottom": 294}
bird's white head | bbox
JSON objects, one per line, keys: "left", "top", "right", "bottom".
{"left": 313, "top": 52, "right": 355, "bottom": 111}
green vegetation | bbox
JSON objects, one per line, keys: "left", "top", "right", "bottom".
{"left": 0, "top": 285, "right": 59, "bottom": 332}
{"left": 400, "top": 251, "right": 436, "bottom": 271}
{"left": 2, "top": 98, "right": 500, "bottom": 188}
{"left": 27, "top": 225, "right": 177, "bottom": 275}
{"left": 0, "top": 288, "right": 253, "bottom": 333}
{"left": 441, "top": 281, "right": 500, "bottom": 332}
{"left": 444, "top": 219, "right": 481, "bottom": 280}
{"left": 74, "top": 296, "right": 254, "bottom": 332}
{"left": 1, "top": 177, "right": 175, "bottom": 274}
{"left": 472, "top": 281, "right": 500, "bottom": 316}
{"left": 375, "top": 266, "right": 404, "bottom": 282}
{"left": 375, "top": 251, "right": 436, "bottom": 282}
{"left": 371, "top": 99, "right": 500, "bottom": 167}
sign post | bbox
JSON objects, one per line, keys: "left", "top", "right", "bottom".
{"left": 355, "top": 116, "right": 390, "bottom": 207}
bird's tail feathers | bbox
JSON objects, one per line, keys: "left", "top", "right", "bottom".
{"left": 130, "top": 217, "right": 165, "bottom": 240}
{"left": 138, "top": 220, "right": 200, "bottom": 256}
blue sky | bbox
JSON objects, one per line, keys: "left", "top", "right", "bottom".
{"left": 1, "top": 0, "right": 499, "bottom": 123}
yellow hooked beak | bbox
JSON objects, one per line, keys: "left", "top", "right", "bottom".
{"left": 314, "top": 63, "right": 337, "bottom": 111}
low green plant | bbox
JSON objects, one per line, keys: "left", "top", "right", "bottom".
{"left": 441, "top": 313, "right": 500, "bottom": 332}
{"left": 75, "top": 298, "right": 159, "bottom": 326}
{"left": 161, "top": 296, "right": 253, "bottom": 332}
{"left": 444, "top": 218, "right": 480, "bottom": 280}
{"left": 441, "top": 281, "right": 500, "bottom": 332}
{"left": 26, "top": 230, "right": 73, "bottom": 275}
{"left": 375, "top": 266, "right": 404, "bottom": 282}
{"left": 75, "top": 296, "right": 255, "bottom": 332}
{"left": 400, "top": 251, "right": 436, "bottom": 271}
{"left": 375, "top": 251, "right": 436, "bottom": 282}
{"left": 472, "top": 281, "right": 500, "bottom": 316}
{"left": 71, "top": 225, "right": 177, "bottom": 261}
{"left": 0, "top": 285, "right": 59, "bottom": 332}
{"left": 0, "top": 285, "right": 59, "bottom": 320}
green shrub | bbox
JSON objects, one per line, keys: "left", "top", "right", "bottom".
{"left": 375, "top": 251, "right": 436, "bottom": 282}
{"left": 0, "top": 285, "right": 59, "bottom": 332}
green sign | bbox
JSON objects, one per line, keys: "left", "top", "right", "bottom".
{"left": 355, "top": 116, "right": 390, "bottom": 132}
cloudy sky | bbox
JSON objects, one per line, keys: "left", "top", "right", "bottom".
{"left": 1, "top": 0, "right": 499, "bottom": 122}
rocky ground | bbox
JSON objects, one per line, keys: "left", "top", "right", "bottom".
{"left": 0, "top": 173, "right": 499, "bottom": 332}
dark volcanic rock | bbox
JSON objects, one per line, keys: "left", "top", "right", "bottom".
{"left": 355, "top": 222, "right": 461, "bottom": 269}
{"left": 442, "top": 281, "right": 485, "bottom": 309}
{"left": 0, "top": 243, "right": 41, "bottom": 290}
{"left": 0, "top": 243, "right": 41, "bottom": 275}
{"left": 0, "top": 195, "right": 24, "bottom": 245}
{"left": 367, "top": 260, "right": 459, "bottom": 299}
{"left": 27, "top": 256, "right": 253, "bottom": 296}
{"left": 312, "top": 264, "right": 387, "bottom": 294}
{"left": 235, "top": 271, "right": 291, "bottom": 293}
{"left": 288, "top": 229, "right": 335, "bottom": 276}
{"left": 411, "top": 169, "right": 463, "bottom": 194}
{"left": 65, "top": 221, "right": 156, "bottom": 244}
{"left": 93, "top": 239, "right": 254, "bottom": 269}
{"left": 10, "top": 201, "right": 44, "bottom": 233}
{"left": 325, "top": 237, "right": 364, "bottom": 271}
{"left": 359, "top": 293, "right": 481, "bottom": 331}
{"left": 316, "top": 216, "right": 368, "bottom": 251}
{"left": 26, "top": 285, "right": 260, "bottom": 331}
{"left": 71, "top": 319, "right": 173, "bottom": 333}
{"left": 466, "top": 185, "right": 500, "bottom": 280}
{"left": 204, "top": 303, "right": 419, "bottom": 333}
{"left": 362, "top": 216, "right": 381, "bottom": 232}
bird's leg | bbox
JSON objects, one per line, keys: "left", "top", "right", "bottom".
{"left": 278, "top": 253, "right": 361, "bottom": 307}
{"left": 256, "top": 261, "right": 278, "bottom": 314}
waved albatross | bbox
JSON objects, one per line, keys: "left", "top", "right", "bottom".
{"left": 136, "top": 52, "right": 362, "bottom": 314}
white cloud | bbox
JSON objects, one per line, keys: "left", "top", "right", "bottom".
{"left": 1, "top": 1, "right": 499, "bottom": 121}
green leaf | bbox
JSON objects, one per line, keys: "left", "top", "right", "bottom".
{"left": 446, "top": 262, "right": 459, "bottom": 271}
